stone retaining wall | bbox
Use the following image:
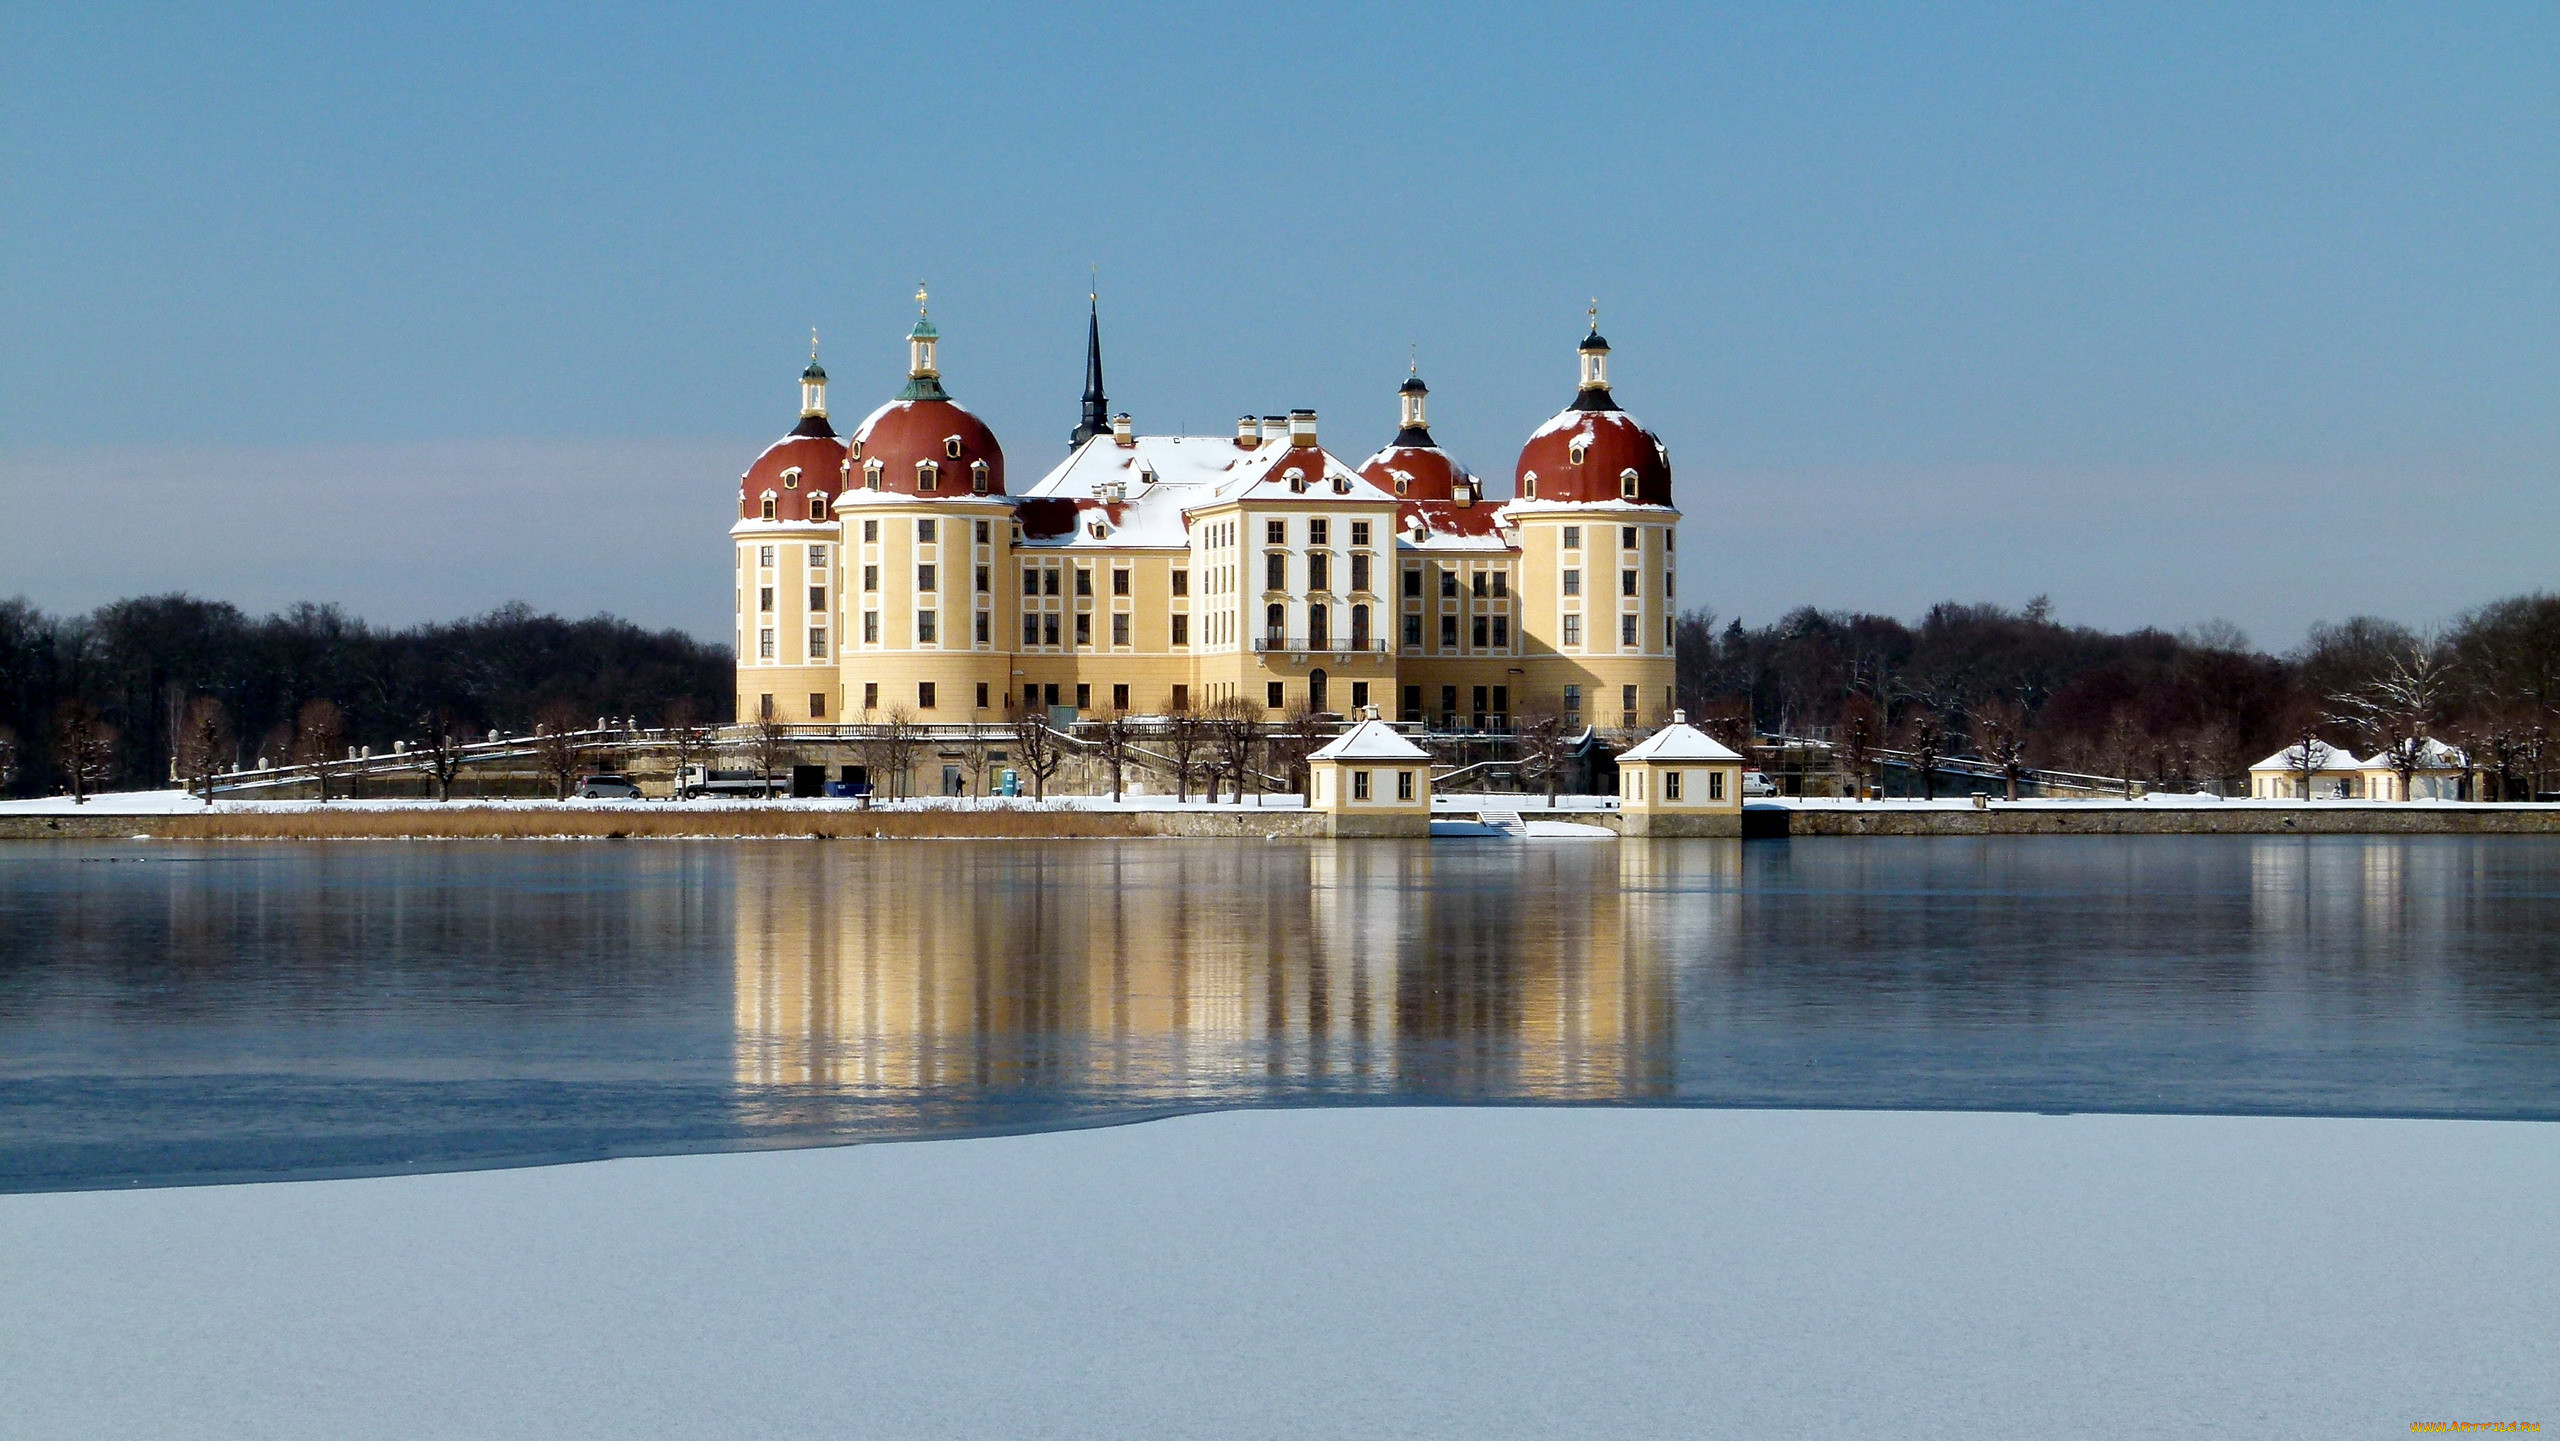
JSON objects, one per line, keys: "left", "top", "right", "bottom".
{"left": 0, "top": 808, "right": 1329, "bottom": 842}
{"left": 1769, "top": 805, "right": 2560, "bottom": 837}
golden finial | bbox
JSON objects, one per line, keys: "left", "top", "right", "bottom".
{"left": 915, "top": 281, "right": 928, "bottom": 316}
{"left": 1409, "top": 343, "right": 1418, "bottom": 375}
{"left": 1588, "top": 297, "right": 1599, "bottom": 330}
{"left": 809, "top": 327, "right": 820, "bottom": 361}
{"left": 1090, "top": 261, "right": 1097, "bottom": 304}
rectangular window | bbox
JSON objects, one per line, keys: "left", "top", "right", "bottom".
{"left": 974, "top": 612, "right": 990, "bottom": 644}
{"left": 1352, "top": 770, "right": 1370, "bottom": 800}
{"left": 1112, "top": 613, "right": 1130, "bottom": 646}
{"left": 1665, "top": 530, "right": 1676, "bottom": 553}
{"left": 1622, "top": 525, "right": 1638, "bottom": 551}
{"left": 1266, "top": 519, "right": 1287, "bottom": 545}
{"left": 863, "top": 682, "right": 878, "bottom": 711}
{"left": 1309, "top": 519, "right": 1329, "bottom": 546}
{"left": 1472, "top": 616, "right": 1489, "bottom": 647}
{"left": 1709, "top": 770, "right": 1726, "bottom": 801}
{"left": 1402, "top": 685, "right": 1422, "bottom": 722}
{"left": 1023, "top": 615, "right": 1041, "bottom": 646}
{"left": 1172, "top": 684, "right": 1190, "bottom": 711}
{"left": 1075, "top": 683, "right": 1091, "bottom": 710}
{"left": 1023, "top": 565, "right": 1040, "bottom": 594}
{"left": 759, "top": 586, "right": 775, "bottom": 612}
{"left": 1562, "top": 526, "right": 1581, "bottom": 552}
{"left": 1562, "top": 570, "right": 1581, "bottom": 596}
{"left": 976, "top": 681, "right": 990, "bottom": 709}
{"left": 916, "top": 519, "right": 936, "bottom": 543}
{"left": 1351, "top": 680, "right": 1369, "bottom": 711}
{"left": 1396, "top": 769, "right": 1414, "bottom": 800}
{"left": 1044, "top": 569, "right": 1061, "bottom": 597}
{"left": 810, "top": 692, "right": 828, "bottom": 720}
{"left": 1564, "top": 683, "right": 1581, "bottom": 715}
{"left": 1622, "top": 569, "right": 1638, "bottom": 597}
{"left": 1402, "top": 568, "right": 1422, "bottom": 598}
{"left": 863, "top": 565, "right": 879, "bottom": 593}
{"left": 1267, "top": 681, "right": 1285, "bottom": 709}
{"left": 1170, "top": 614, "right": 1190, "bottom": 645}
{"left": 1112, "top": 567, "right": 1130, "bottom": 596}
{"left": 1402, "top": 615, "right": 1422, "bottom": 647}
{"left": 1351, "top": 520, "right": 1371, "bottom": 546}
{"left": 1666, "top": 617, "right": 1675, "bottom": 648}
{"left": 1563, "top": 615, "right": 1582, "bottom": 646}
{"left": 1439, "top": 570, "right": 1457, "bottom": 598}
{"left": 1350, "top": 553, "right": 1370, "bottom": 592}
{"left": 1621, "top": 614, "right": 1639, "bottom": 647}
{"left": 918, "top": 564, "right": 937, "bottom": 592}
{"left": 1440, "top": 615, "right": 1458, "bottom": 648}
{"left": 1309, "top": 553, "right": 1329, "bottom": 591}
{"left": 1491, "top": 570, "right": 1508, "bottom": 598}
{"left": 758, "top": 627, "right": 775, "bottom": 658}
{"left": 1439, "top": 686, "right": 1457, "bottom": 723}
{"left": 1112, "top": 683, "right": 1129, "bottom": 711}
{"left": 975, "top": 565, "right": 989, "bottom": 594}
{"left": 809, "top": 545, "right": 828, "bottom": 567}
{"left": 1075, "top": 568, "right": 1093, "bottom": 597}
{"left": 1171, "top": 568, "right": 1189, "bottom": 596}
{"left": 1492, "top": 616, "right": 1509, "bottom": 646}
{"left": 862, "top": 520, "right": 878, "bottom": 543}
{"left": 1266, "top": 554, "right": 1287, "bottom": 592}
{"left": 808, "top": 585, "right": 826, "bottom": 611}
{"left": 1043, "top": 614, "right": 1061, "bottom": 646}
{"left": 808, "top": 627, "right": 827, "bottom": 659}
{"left": 1472, "top": 686, "right": 1488, "bottom": 722}
{"left": 1665, "top": 570, "right": 1674, "bottom": 599}
{"left": 760, "top": 693, "right": 775, "bottom": 719}
{"left": 1664, "top": 770, "right": 1683, "bottom": 801}
{"left": 1074, "top": 613, "right": 1092, "bottom": 646}
{"left": 1472, "top": 572, "right": 1488, "bottom": 598}
{"left": 759, "top": 545, "right": 776, "bottom": 568}
{"left": 1623, "top": 684, "right": 1639, "bottom": 723}
{"left": 919, "top": 681, "right": 936, "bottom": 710}
{"left": 918, "top": 610, "right": 938, "bottom": 644}
{"left": 864, "top": 611, "right": 880, "bottom": 643}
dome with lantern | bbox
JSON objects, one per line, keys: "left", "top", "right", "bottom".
{"left": 737, "top": 333, "right": 851, "bottom": 523}
{"left": 1511, "top": 317, "right": 1672, "bottom": 508}
{"left": 1355, "top": 367, "right": 1499, "bottom": 541}
{"left": 843, "top": 293, "right": 1007, "bottom": 501}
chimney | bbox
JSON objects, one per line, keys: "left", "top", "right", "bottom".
{"left": 1111, "top": 412, "right": 1134, "bottom": 447}
{"left": 1236, "top": 415, "right": 1260, "bottom": 448}
{"left": 1288, "top": 408, "right": 1317, "bottom": 448}
{"left": 1260, "top": 414, "right": 1288, "bottom": 443}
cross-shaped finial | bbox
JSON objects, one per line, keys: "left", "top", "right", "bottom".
{"left": 1409, "top": 343, "right": 1418, "bottom": 375}
{"left": 809, "top": 327, "right": 820, "bottom": 360}
{"left": 1588, "top": 297, "right": 1599, "bottom": 329}
{"left": 915, "top": 282, "right": 928, "bottom": 315}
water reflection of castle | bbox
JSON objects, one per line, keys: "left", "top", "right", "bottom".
{"left": 732, "top": 843, "right": 1741, "bottom": 1107}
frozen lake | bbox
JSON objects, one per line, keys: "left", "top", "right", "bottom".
{"left": 4, "top": 834, "right": 2557, "bottom": 1191}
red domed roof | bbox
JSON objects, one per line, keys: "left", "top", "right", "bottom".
{"left": 739, "top": 428, "right": 850, "bottom": 522}
{"left": 846, "top": 397, "right": 1006, "bottom": 499}
{"left": 1357, "top": 442, "right": 1501, "bottom": 539}
{"left": 1513, "top": 407, "right": 1671, "bottom": 507}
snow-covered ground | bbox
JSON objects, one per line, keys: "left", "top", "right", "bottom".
{"left": 2, "top": 1108, "right": 2548, "bottom": 1439}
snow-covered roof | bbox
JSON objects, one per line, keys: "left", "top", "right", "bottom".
{"left": 1017, "top": 434, "right": 1400, "bottom": 550}
{"left": 1617, "top": 718, "right": 1744, "bottom": 764}
{"left": 2364, "top": 737, "right": 2469, "bottom": 769}
{"left": 2249, "top": 743, "right": 2367, "bottom": 772}
{"left": 1308, "top": 718, "right": 1431, "bottom": 762}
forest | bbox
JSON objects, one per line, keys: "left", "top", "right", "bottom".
{"left": 1, "top": 589, "right": 2555, "bottom": 799}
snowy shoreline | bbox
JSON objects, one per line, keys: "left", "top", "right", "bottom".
{"left": 3, "top": 1107, "right": 2551, "bottom": 1439}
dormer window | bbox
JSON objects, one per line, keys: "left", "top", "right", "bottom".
{"left": 781, "top": 468, "right": 801, "bottom": 490}
{"left": 1394, "top": 477, "right": 1409, "bottom": 496}
{"left": 1453, "top": 483, "right": 1473, "bottom": 508}
{"left": 810, "top": 495, "right": 830, "bottom": 521}
{"left": 1332, "top": 477, "right": 1351, "bottom": 495}
{"left": 759, "top": 493, "right": 777, "bottom": 521}
{"left": 1285, "top": 468, "right": 1307, "bottom": 494}
{"left": 1568, "top": 437, "right": 1590, "bottom": 465}
{"left": 864, "top": 459, "right": 883, "bottom": 489}
{"left": 970, "top": 460, "right": 990, "bottom": 494}
{"left": 1620, "top": 468, "right": 1639, "bottom": 499}
{"left": 839, "top": 458, "right": 851, "bottom": 483}
{"left": 1523, "top": 472, "right": 1538, "bottom": 499}
{"left": 916, "top": 461, "right": 939, "bottom": 492}
{"left": 944, "top": 436, "right": 963, "bottom": 460}
{"left": 850, "top": 440, "right": 863, "bottom": 461}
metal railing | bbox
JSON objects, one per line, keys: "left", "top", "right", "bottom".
{"left": 1250, "top": 637, "right": 1390, "bottom": 655}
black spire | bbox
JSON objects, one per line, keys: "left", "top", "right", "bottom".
{"left": 1070, "top": 293, "right": 1109, "bottom": 448}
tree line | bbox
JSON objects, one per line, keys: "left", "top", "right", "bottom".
{"left": 0, "top": 594, "right": 730, "bottom": 798}
{"left": 1674, "top": 592, "right": 2560, "bottom": 798}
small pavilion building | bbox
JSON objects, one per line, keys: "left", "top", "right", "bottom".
{"left": 1307, "top": 714, "right": 1433, "bottom": 837}
{"left": 1615, "top": 711, "right": 1745, "bottom": 836}
{"left": 2247, "top": 742, "right": 2370, "bottom": 799}
{"left": 2359, "top": 739, "right": 2473, "bottom": 800}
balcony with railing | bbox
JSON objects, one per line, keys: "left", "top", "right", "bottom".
{"left": 1252, "top": 636, "right": 1390, "bottom": 655}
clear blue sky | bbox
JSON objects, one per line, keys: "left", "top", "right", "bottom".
{"left": 5, "top": 3, "right": 2552, "bottom": 645}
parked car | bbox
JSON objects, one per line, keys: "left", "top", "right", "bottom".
{"left": 573, "top": 774, "right": 644, "bottom": 800}
{"left": 1741, "top": 770, "right": 1779, "bottom": 798}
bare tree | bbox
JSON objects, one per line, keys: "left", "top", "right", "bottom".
{"left": 174, "top": 695, "right": 233, "bottom": 806}
{"left": 53, "top": 699, "right": 116, "bottom": 804}
{"left": 739, "top": 713, "right": 796, "bottom": 796}
{"left": 663, "top": 697, "right": 712, "bottom": 801}
{"left": 2192, "top": 719, "right": 2249, "bottom": 798}
{"left": 1835, "top": 692, "right": 1882, "bottom": 800}
{"left": 1095, "top": 711, "right": 1139, "bottom": 802}
{"left": 1163, "top": 697, "right": 1210, "bottom": 802}
{"left": 1514, "top": 699, "right": 1575, "bottom": 799}
{"left": 414, "top": 706, "right": 470, "bottom": 802}
{"left": 958, "top": 723, "right": 996, "bottom": 798}
{"left": 2331, "top": 637, "right": 2455, "bottom": 801}
{"left": 1267, "top": 698, "right": 1324, "bottom": 798}
{"left": 293, "top": 699, "right": 347, "bottom": 803}
{"left": 0, "top": 724, "right": 19, "bottom": 794}
{"left": 1207, "top": 695, "right": 1265, "bottom": 802}
{"left": 1896, "top": 707, "right": 1951, "bottom": 801}
{"left": 1010, "top": 703, "right": 1065, "bottom": 800}
{"left": 2283, "top": 721, "right": 2340, "bottom": 801}
{"left": 1972, "top": 697, "right": 2033, "bottom": 801}
{"left": 532, "top": 700, "right": 590, "bottom": 800}
{"left": 861, "top": 705, "right": 922, "bottom": 800}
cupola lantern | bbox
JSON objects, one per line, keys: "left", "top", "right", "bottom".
{"left": 800, "top": 330, "right": 828, "bottom": 418}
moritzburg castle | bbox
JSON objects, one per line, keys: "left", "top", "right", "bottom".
{"left": 730, "top": 298, "right": 1680, "bottom": 733}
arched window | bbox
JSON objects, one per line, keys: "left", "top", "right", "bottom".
{"left": 759, "top": 492, "right": 777, "bottom": 521}
{"left": 970, "top": 459, "right": 990, "bottom": 494}
{"left": 1568, "top": 437, "right": 1589, "bottom": 465}
{"left": 1620, "top": 468, "right": 1639, "bottom": 499}
{"left": 1308, "top": 603, "right": 1329, "bottom": 649}
{"left": 864, "top": 459, "right": 883, "bottom": 489}
{"left": 1265, "top": 603, "right": 1285, "bottom": 647}
{"left": 1350, "top": 603, "right": 1371, "bottom": 649}
{"left": 809, "top": 494, "right": 830, "bottom": 521}
{"left": 916, "top": 461, "right": 939, "bottom": 492}
{"left": 1308, "top": 668, "right": 1328, "bottom": 713}
{"left": 1522, "top": 473, "right": 1538, "bottom": 499}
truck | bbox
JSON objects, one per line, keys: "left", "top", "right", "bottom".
{"left": 675, "top": 765, "right": 783, "bottom": 800}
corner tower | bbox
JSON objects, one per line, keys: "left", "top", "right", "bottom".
{"left": 733, "top": 336, "right": 852, "bottom": 724}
